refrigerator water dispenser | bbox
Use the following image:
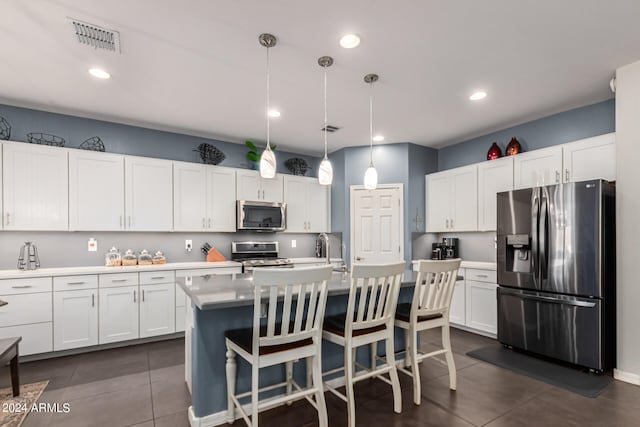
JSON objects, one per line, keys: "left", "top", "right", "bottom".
{"left": 506, "top": 234, "right": 530, "bottom": 273}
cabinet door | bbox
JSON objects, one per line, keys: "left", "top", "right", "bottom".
{"left": 513, "top": 146, "right": 563, "bottom": 189}
{"left": 3, "top": 143, "right": 68, "bottom": 230}
{"left": 53, "top": 289, "right": 98, "bottom": 350}
{"left": 449, "top": 279, "right": 466, "bottom": 326}
{"left": 99, "top": 286, "right": 139, "bottom": 344}
{"left": 563, "top": 133, "right": 616, "bottom": 183}
{"left": 478, "top": 157, "right": 514, "bottom": 231}
{"left": 465, "top": 280, "right": 497, "bottom": 334}
{"left": 207, "top": 166, "right": 236, "bottom": 232}
{"left": 0, "top": 145, "right": 2, "bottom": 230}
{"left": 124, "top": 157, "right": 173, "bottom": 231}
{"left": 173, "top": 162, "right": 207, "bottom": 231}
{"left": 236, "top": 170, "right": 261, "bottom": 201}
{"left": 450, "top": 165, "right": 478, "bottom": 231}
{"left": 260, "top": 174, "right": 284, "bottom": 202}
{"left": 283, "top": 176, "right": 308, "bottom": 232}
{"left": 139, "top": 283, "right": 175, "bottom": 338}
{"left": 426, "top": 173, "right": 451, "bottom": 232}
{"left": 306, "top": 181, "right": 329, "bottom": 232}
{"left": 69, "top": 151, "right": 124, "bottom": 231}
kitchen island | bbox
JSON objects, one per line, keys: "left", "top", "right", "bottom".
{"left": 178, "top": 269, "right": 419, "bottom": 426}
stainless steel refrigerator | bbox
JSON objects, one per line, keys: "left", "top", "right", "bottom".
{"left": 496, "top": 179, "right": 615, "bottom": 372}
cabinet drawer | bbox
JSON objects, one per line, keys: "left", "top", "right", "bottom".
{"left": 175, "top": 267, "right": 241, "bottom": 277}
{"left": 0, "top": 323, "right": 53, "bottom": 356}
{"left": 140, "top": 271, "right": 175, "bottom": 285}
{"left": 99, "top": 273, "right": 139, "bottom": 288}
{"left": 54, "top": 275, "right": 98, "bottom": 291}
{"left": 0, "top": 277, "right": 52, "bottom": 295}
{"left": 0, "top": 293, "right": 52, "bottom": 327}
{"left": 465, "top": 268, "right": 497, "bottom": 283}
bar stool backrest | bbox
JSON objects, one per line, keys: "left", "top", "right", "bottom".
{"left": 346, "top": 262, "right": 406, "bottom": 336}
{"left": 411, "top": 259, "right": 461, "bottom": 320}
{"left": 253, "top": 265, "right": 333, "bottom": 354}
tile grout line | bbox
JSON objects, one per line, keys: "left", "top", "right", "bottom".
{"left": 477, "top": 385, "right": 549, "bottom": 427}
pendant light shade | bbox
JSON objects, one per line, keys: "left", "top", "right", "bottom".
{"left": 318, "top": 56, "right": 334, "bottom": 185}
{"left": 259, "top": 33, "right": 277, "bottom": 179}
{"left": 363, "top": 73, "right": 379, "bottom": 190}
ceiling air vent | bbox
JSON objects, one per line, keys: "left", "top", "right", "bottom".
{"left": 321, "top": 125, "right": 340, "bottom": 133}
{"left": 69, "top": 18, "right": 120, "bottom": 53}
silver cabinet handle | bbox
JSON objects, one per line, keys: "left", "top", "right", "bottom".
{"left": 133, "top": 290, "right": 136, "bottom": 303}
{"left": 92, "top": 293, "right": 95, "bottom": 307}
{"left": 5, "top": 213, "right": 9, "bottom": 226}
{"left": 356, "top": 256, "right": 364, "bottom": 261}
{"left": 476, "top": 274, "right": 488, "bottom": 278}
{"left": 450, "top": 218, "right": 454, "bottom": 228}
{"left": 262, "top": 190, "right": 265, "bottom": 199}
{"left": 202, "top": 218, "right": 205, "bottom": 228}
{"left": 151, "top": 276, "right": 165, "bottom": 280}
{"left": 555, "top": 170, "right": 560, "bottom": 183}
{"left": 565, "top": 169, "right": 570, "bottom": 182}
{"left": 445, "top": 219, "right": 449, "bottom": 228}
{"left": 208, "top": 218, "right": 212, "bottom": 228}
{"left": 128, "top": 216, "right": 132, "bottom": 228}
{"left": 142, "top": 290, "right": 145, "bottom": 302}
{"left": 67, "top": 281, "right": 85, "bottom": 285}
{"left": 120, "top": 215, "right": 123, "bottom": 228}
{"left": 112, "top": 279, "right": 127, "bottom": 283}
{"left": 11, "top": 285, "right": 32, "bottom": 289}
{"left": 257, "top": 189, "right": 260, "bottom": 199}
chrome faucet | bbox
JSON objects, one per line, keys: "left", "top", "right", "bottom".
{"left": 317, "top": 233, "right": 331, "bottom": 265}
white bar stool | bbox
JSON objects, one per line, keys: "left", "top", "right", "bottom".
{"left": 322, "top": 262, "right": 405, "bottom": 427}
{"left": 395, "top": 259, "right": 461, "bottom": 405}
{"left": 225, "top": 265, "right": 333, "bottom": 427}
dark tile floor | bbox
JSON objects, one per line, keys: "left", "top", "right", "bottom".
{"left": 0, "top": 329, "right": 638, "bottom": 427}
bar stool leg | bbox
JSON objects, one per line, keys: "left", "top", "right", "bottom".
{"left": 225, "top": 348, "right": 237, "bottom": 424}
{"left": 345, "top": 346, "right": 356, "bottom": 427}
{"left": 251, "top": 364, "right": 260, "bottom": 427}
{"left": 285, "top": 361, "right": 293, "bottom": 405}
{"left": 306, "top": 356, "right": 313, "bottom": 389}
{"left": 409, "top": 327, "right": 421, "bottom": 405}
{"left": 404, "top": 329, "right": 411, "bottom": 368}
{"left": 312, "top": 352, "right": 328, "bottom": 427}
{"left": 385, "top": 335, "right": 402, "bottom": 414}
{"left": 442, "top": 324, "right": 457, "bottom": 390}
{"left": 370, "top": 342, "right": 376, "bottom": 369}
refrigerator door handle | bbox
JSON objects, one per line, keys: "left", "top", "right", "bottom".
{"left": 501, "top": 289, "right": 597, "bottom": 308}
{"left": 531, "top": 188, "right": 540, "bottom": 285}
{"left": 539, "top": 193, "right": 548, "bottom": 281}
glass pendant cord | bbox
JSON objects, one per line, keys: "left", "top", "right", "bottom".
{"left": 368, "top": 81, "right": 374, "bottom": 167}
{"left": 265, "top": 45, "right": 272, "bottom": 152}
{"left": 323, "top": 63, "right": 328, "bottom": 160}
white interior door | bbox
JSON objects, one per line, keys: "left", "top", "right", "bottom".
{"left": 351, "top": 185, "right": 403, "bottom": 266}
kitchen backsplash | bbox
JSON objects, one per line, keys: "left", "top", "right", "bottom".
{"left": 0, "top": 231, "right": 339, "bottom": 270}
{"left": 413, "top": 231, "right": 497, "bottom": 262}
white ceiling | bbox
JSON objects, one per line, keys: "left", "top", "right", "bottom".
{"left": 1, "top": 1, "right": 639, "bottom": 155}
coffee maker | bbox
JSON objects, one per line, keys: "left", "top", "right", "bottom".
{"left": 431, "top": 238, "right": 459, "bottom": 260}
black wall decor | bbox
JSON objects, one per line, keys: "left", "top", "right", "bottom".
{"left": 26, "top": 133, "right": 66, "bottom": 147}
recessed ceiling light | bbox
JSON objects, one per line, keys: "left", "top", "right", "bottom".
{"left": 372, "top": 135, "right": 384, "bottom": 142}
{"left": 339, "top": 34, "right": 360, "bottom": 49}
{"left": 88, "top": 68, "right": 111, "bottom": 79}
{"left": 268, "top": 109, "right": 281, "bottom": 118}
{"left": 469, "top": 91, "right": 487, "bottom": 101}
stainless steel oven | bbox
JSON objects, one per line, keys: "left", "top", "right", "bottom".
{"left": 237, "top": 200, "right": 286, "bottom": 232}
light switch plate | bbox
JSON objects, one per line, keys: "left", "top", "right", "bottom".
{"left": 291, "top": 239, "right": 297, "bottom": 248}
{"left": 88, "top": 238, "right": 97, "bottom": 252}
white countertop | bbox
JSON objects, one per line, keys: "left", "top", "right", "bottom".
{"left": 0, "top": 261, "right": 242, "bottom": 280}
{"left": 289, "top": 257, "right": 343, "bottom": 264}
{"left": 412, "top": 259, "right": 496, "bottom": 270}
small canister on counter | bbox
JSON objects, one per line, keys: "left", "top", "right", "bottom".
{"left": 152, "top": 251, "right": 167, "bottom": 264}
{"left": 122, "top": 249, "right": 138, "bottom": 266}
{"left": 138, "top": 249, "right": 153, "bottom": 265}
{"left": 105, "top": 247, "right": 122, "bottom": 267}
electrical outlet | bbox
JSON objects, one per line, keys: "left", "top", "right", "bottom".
{"left": 291, "top": 239, "right": 297, "bottom": 248}
{"left": 185, "top": 240, "right": 193, "bottom": 252}
{"left": 88, "top": 238, "right": 97, "bottom": 252}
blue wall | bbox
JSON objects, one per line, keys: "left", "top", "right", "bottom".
{"left": 0, "top": 104, "right": 321, "bottom": 175}
{"left": 438, "top": 98, "right": 615, "bottom": 171}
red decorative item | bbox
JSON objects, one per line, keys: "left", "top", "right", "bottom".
{"left": 487, "top": 142, "right": 502, "bottom": 160}
{"left": 506, "top": 137, "right": 522, "bottom": 156}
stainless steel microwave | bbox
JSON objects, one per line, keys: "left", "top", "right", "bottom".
{"left": 237, "top": 200, "right": 286, "bottom": 231}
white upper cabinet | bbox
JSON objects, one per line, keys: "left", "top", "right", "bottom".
{"left": 283, "top": 176, "right": 329, "bottom": 233}
{"left": 0, "top": 144, "right": 2, "bottom": 231}
{"left": 173, "top": 162, "right": 207, "bottom": 231}
{"left": 426, "top": 164, "right": 477, "bottom": 232}
{"left": 513, "top": 146, "right": 563, "bottom": 189}
{"left": 3, "top": 143, "right": 68, "bottom": 230}
{"left": 124, "top": 156, "right": 173, "bottom": 231}
{"left": 236, "top": 169, "right": 283, "bottom": 202}
{"left": 562, "top": 133, "right": 616, "bottom": 183}
{"left": 69, "top": 151, "right": 125, "bottom": 231}
{"left": 477, "top": 157, "right": 514, "bottom": 231}
{"left": 206, "top": 166, "right": 236, "bottom": 232}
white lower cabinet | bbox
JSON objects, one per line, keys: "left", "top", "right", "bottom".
{"left": 53, "top": 289, "right": 98, "bottom": 350}
{"left": 0, "top": 323, "right": 53, "bottom": 356}
{"left": 140, "top": 283, "right": 175, "bottom": 338}
{"left": 465, "top": 280, "right": 498, "bottom": 335}
{"left": 449, "top": 277, "right": 466, "bottom": 326}
{"left": 99, "top": 285, "right": 139, "bottom": 344}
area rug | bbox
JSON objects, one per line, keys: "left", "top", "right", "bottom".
{"left": 467, "top": 346, "right": 612, "bottom": 398}
{"left": 0, "top": 381, "right": 49, "bottom": 427}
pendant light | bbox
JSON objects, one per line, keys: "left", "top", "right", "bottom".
{"left": 363, "top": 73, "right": 379, "bottom": 190}
{"left": 318, "top": 56, "right": 334, "bottom": 185}
{"left": 259, "top": 33, "right": 277, "bottom": 179}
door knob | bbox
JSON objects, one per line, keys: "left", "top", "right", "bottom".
{"left": 356, "top": 256, "right": 364, "bottom": 261}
